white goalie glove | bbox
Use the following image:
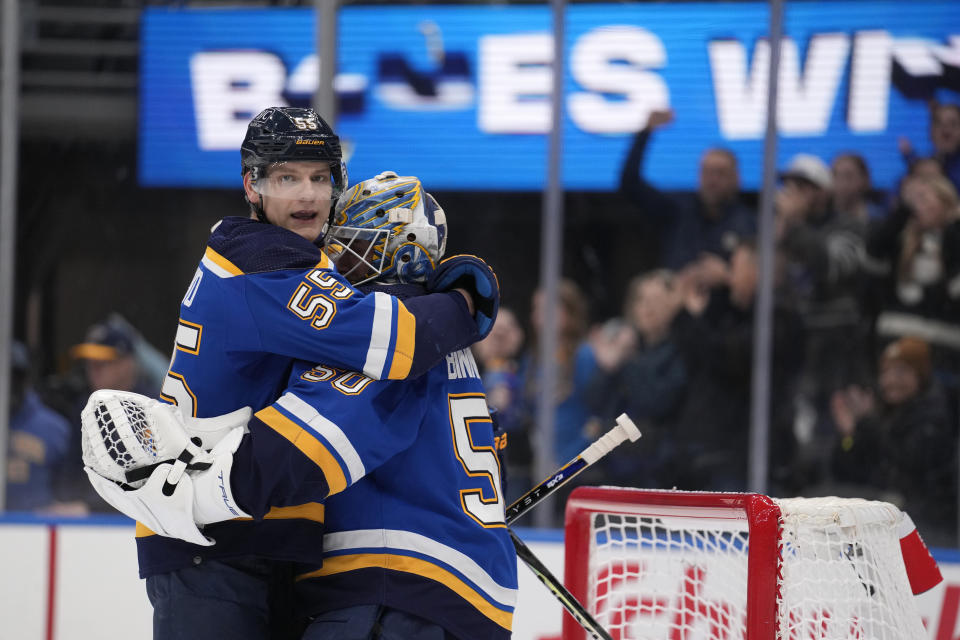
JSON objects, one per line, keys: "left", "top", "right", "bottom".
{"left": 81, "top": 390, "right": 253, "bottom": 545}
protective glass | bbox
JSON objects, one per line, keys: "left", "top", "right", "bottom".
{"left": 251, "top": 161, "right": 345, "bottom": 201}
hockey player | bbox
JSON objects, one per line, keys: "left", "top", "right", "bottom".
{"left": 91, "top": 107, "right": 501, "bottom": 640}
{"left": 249, "top": 173, "right": 517, "bottom": 639}
{"left": 85, "top": 173, "right": 515, "bottom": 639}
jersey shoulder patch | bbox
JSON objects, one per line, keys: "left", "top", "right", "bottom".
{"left": 208, "top": 217, "right": 330, "bottom": 275}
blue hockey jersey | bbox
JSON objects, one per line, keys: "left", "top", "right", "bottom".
{"left": 136, "top": 217, "right": 480, "bottom": 577}
{"left": 232, "top": 344, "right": 517, "bottom": 640}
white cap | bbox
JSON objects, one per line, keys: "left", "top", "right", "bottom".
{"left": 779, "top": 153, "right": 832, "bottom": 190}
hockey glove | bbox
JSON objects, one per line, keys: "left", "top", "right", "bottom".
{"left": 80, "top": 389, "right": 251, "bottom": 489}
{"left": 427, "top": 254, "right": 500, "bottom": 339}
{"left": 189, "top": 426, "right": 251, "bottom": 525}
{"left": 86, "top": 463, "right": 213, "bottom": 546}
{"left": 85, "top": 425, "right": 251, "bottom": 546}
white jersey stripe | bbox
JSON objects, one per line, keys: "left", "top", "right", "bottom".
{"left": 174, "top": 323, "right": 201, "bottom": 351}
{"left": 200, "top": 254, "right": 237, "bottom": 279}
{"left": 362, "top": 292, "right": 393, "bottom": 379}
{"left": 276, "top": 393, "right": 365, "bottom": 484}
{"left": 323, "top": 528, "right": 518, "bottom": 608}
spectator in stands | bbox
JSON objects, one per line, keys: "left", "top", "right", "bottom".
{"left": 473, "top": 306, "right": 525, "bottom": 419}
{"left": 6, "top": 341, "right": 70, "bottom": 512}
{"left": 875, "top": 157, "right": 945, "bottom": 240}
{"left": 73, "top": 321, "right": 155, "bottom": 396}
{"left": 669, "top": 239, "right": 804, "bottom": 493}
{"left": 512, "top": 280, "right": 598, "bottom": 515}
{"left": 831, "top": 153, "right": 886, "bottom": 223}
{"left": 471, "top": 307, "right": 528, "bottom": 500}
{"left": 585, "top": 269, "right": 688, "bottom": 488}
{"left": 899, "top": 102, "right": 960, "bottom": 192}
{"left": 864, "top": 173, "right": 960, "bottom": 381}
{"left": 44, "top": 318, "right": 156, "bottom": 514}
{"left": 619, "top": 108, "right": 756, "bottom": 270}
{"left": 103, "top": 312, "right": 170, "bottom": 393}
{"left": 775, "top": 153, "right": 873, "bottom": 449}
{"left": 908, "top": 156, "right": 947, "bottom": 181}
{"left": 525, "top": 280, "right": 597, "bottom": 464}
{"left": 827, "top": 337, "right": 957, "bottom": 547}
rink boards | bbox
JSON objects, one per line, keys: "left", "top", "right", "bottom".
{"left": 1, "top": 516, "right": 958, "bottom": 640}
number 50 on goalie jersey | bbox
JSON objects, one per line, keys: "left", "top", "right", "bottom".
{"left": 232, "top": 346, "right": 518, "bottom": 640}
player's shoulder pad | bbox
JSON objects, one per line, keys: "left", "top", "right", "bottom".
{"left": 208, "top": 217, "right": 328, "bottom": 274}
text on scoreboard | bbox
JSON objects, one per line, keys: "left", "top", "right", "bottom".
{"left": 139, "top": 2, "right": 960, "bottom": 191}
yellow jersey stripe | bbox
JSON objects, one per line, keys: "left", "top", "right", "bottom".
{"left": 203, "top": 247, "right": 244, "bottom": 277}
{"left": 255, "top": 406, "right": 348, "bottom": 495}
{"left": 387, "top": 300, "right": 415, "bottom": 380}
{"left": 261, "top": 502, "right": 325, "bottom": 522}
{"left": 135, "top": 502, "right": 325, "bottom": 539}
{"left": 299, "top": 553, "right": 513, "bottom": 630}
{"left": 275, "top": 393, "right": 366, "bottom": 483}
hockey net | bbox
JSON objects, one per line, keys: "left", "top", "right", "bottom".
{"left": 563, "top": 487, "right": 934, "bottom": 640}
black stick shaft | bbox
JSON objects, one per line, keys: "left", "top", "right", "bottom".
{"left": 510, "top": 529, "right": 613, "bottom": 640}
{"left": 502, "top": 414, "right": 638, "bottom": 639}
{"left": 505, "top": 457, "right": 587, "bottom": 525}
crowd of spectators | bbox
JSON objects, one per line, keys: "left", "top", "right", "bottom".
{"left": 477, "top": 101, "right": 960, "bottom": 545}
{"left": 6, "top": 315, "right": 164, "bottom": 516}
{"left": 5, "top": 101, "right": 959, "bottom": 548}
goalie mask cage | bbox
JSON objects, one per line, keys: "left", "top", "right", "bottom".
{"left": 562, "top": 487, "right": 926, "bottom": 640}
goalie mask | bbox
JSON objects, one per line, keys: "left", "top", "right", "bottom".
{"left": 325, "top": 171, "right": 447, "bottom": 285}
{"left": 241, "top": 107, "right": 348, "bottom": 242}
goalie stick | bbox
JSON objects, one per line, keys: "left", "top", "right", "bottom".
{"left": 506, "top": 413, "right": 640, "bottom": 640}
{"left": 510, "top": 529, "right": 613, "bottom": 640}
{"left": 506, "top": 413, "right": 640, "bottom": 525}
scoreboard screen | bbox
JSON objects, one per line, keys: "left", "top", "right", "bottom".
{"left": 140, "top": 2, "right": 960, "bottom": 191}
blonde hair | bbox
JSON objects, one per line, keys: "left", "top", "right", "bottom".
{"left": 552, "top": 279, "right": 588, "bottom": 365}
{"left": 899, "top": 173, "right": 960, "bottom": 281}
{"left": 917, "top": 174, "right": 960, "bottom": 217}
{"left": 526, "top": 279, "right": 589, "bottom": 402}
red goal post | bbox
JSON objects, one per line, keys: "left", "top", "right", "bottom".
{"left": 563, "top": 486, "right": 934, "bottom": 640}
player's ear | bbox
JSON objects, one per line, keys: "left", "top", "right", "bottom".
{"left": 242, "top": 172, "right": 260, "bottom": 206}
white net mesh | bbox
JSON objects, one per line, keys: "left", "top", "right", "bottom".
{"left": 588, "top": 507, "right": 751, "bottom": 639}
{"left": 577, "top": 491, "right": 926, "bottom": 640}
{"left": 776, "top": 497, "right": 925, "bottom": 640}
